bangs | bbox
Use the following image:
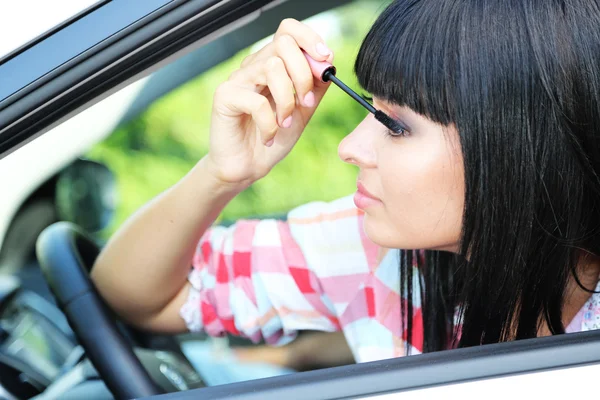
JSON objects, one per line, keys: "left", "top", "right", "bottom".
{"left": 354, "top": 0, "right": 461, "bottom": 125}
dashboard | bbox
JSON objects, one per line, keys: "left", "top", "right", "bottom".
{"left": 0, "top": 276, "right": 80, "bottom": 398}
{"left": 0, "top": 274, "right": 205, "bottom": 399}
{"left": 1, "top": 291, "right": 76, "bottom": 381}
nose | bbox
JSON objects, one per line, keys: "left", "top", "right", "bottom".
{"left": 338, "top": 115, "right": 377, "bottom": 168}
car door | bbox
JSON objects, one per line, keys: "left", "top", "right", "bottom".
{"left": 2, "top": 1, "right": 600, "bottom": 399}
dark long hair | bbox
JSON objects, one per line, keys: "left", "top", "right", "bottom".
{"left": 355, "top": 0, "right": 600, "bottom": 353}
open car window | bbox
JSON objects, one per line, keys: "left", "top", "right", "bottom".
{"left": 86, "top": 1, "right": 377, "bottom": 235}
{"left": 81, "top": 0, "right": 379, "bottom": 387}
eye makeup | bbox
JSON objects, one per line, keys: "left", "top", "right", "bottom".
{"left": 303, "top": 52, "right": 408, "bottom": 135}
{"left": 360, "top": 94, "right": 410, "bottom": 138}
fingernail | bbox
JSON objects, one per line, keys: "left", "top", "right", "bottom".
{"left": 303, "top": 91, "right": 315, "bottom": 108}
{"left": 316, "top": 42, "right": 331, "bottom": 57}
{"left": 265, "top": 138, "right": 275, "bottom": 147}
{"left": 282, "top": 115, "right": 293, "bottom": 128}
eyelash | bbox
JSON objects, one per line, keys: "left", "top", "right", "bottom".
{"left": 360, "top": 94, "right": 410, "bottom": 138}
{"left": 386, "top": 127, "right": 409, "bottom": 138}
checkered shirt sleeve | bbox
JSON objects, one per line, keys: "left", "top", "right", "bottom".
{"left": 178, "top": 195, "right": 377, "bottom": 345}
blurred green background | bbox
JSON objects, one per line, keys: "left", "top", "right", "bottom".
{"left": 87, "top": 1, "right": 388, "bottom": 235}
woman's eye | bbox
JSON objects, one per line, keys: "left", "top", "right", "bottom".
{"left": 361, "top": 93, "right": 410, "bottom": 138}
{"left": 386, "top": 128, "right": 410, "bottom": 138}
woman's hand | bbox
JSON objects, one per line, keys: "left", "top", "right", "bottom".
{"left": 233, "top": 331, "right": 354, "bottom": 371}
{"left": 205, "top": 18, "right": 334, "bottom": 187}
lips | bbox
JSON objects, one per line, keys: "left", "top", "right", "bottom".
{"left": 354, "top": 182, "right": 382, "bottom": 209}
{"left": 357, "top": 182, "right": 380, "bottom": 201}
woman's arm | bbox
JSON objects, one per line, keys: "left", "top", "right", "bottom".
{"left": 91, "top": 158, "right": 243, "bottom": 333}
{"left": 288, "top": 331, "right": 355, "bottom": 370}
{"left": 91, "top": 18, "right": 334, "bottom": 333}
{"left": 235, "top": 331, "right": 355, "bottom": 371}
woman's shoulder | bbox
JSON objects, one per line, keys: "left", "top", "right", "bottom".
{"left": 286, "top": 195, "right": 367, "bottom": 248}
{"left": 579, "top": 282, "right": 600, "bottom": 331}
{"left": 285, "top": 195, "right": 380, "bottom": 277}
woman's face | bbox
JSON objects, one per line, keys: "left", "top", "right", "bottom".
{"left": 338, "top": 99, "right": 465, "bottom": 252}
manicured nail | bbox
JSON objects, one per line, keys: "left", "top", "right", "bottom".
{"left": 303, "top": 91, "right": 315, "bottom": 108}
{"left": 282, "top": 115, "right": 293, "bottom": 128}
{"left": 265, "top": 138, "right": 275, "bottom": 147}
{"left": 316, "top": 42, "right": 331, "bottom": 57}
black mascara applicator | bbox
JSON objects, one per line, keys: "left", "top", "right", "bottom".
{"left": 303, "top": 52, "right": 405, "bottom": 134}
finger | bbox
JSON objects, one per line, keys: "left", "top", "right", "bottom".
{"left": 233, "top": 48, "right": 312, "bottom": 111}
{"left": 274, "top": 18, "right": 333, "bottom": 62}
{"left": 264, "top": 57, "right": 296, "bottom": 127}
{"left": 274, "top": 35, "right": 316, "bottom": 107}
{"left": 241, "top": 41, "right": 275, "bottom": 68}
{"left": 241, "top": 47, "right": 264, "bottom": 68}
{"left": 214, "top": 82, "right": 279, "bottom": 145}
{"left": 228, "top": 57, "right": 296, "bottom": 125}
{"left": 242, "top": 19, "right": 333, "bottom": 69}
{"left": 229, "top": 62, "right": 267, "bottom": 88}
{"left": 234, "top": 57, "right": 297, "bottom": 127}
{"left": 237, "top": 38, "right": 318, "bottom": 108}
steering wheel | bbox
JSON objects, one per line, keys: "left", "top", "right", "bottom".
{"left": 36, "top": 222, "right": 163, "bottom": 399}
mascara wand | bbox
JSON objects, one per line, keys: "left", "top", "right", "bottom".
{"left": 303, "top": 52, "right": 405, "bottom": 134}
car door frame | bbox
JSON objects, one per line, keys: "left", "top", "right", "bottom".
{"left": 152, "top": 329, "right": 600, "bottom": 399}
{"left": 0, "top": 0, "right": 274, "bottom": 157}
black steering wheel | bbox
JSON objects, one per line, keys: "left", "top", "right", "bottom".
{"left": 36, "top": 222, "right": 163, "bottom": 399}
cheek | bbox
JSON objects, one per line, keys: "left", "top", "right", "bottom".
{"left": 369, "top": 133, "right": 465, "bottom": 251}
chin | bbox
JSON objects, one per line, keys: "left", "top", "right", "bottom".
{"left": 361, "top": 215, "right": 460, "bottom": 252}
{"left": 361, "top": 215, "right": 408, "bottom": 249}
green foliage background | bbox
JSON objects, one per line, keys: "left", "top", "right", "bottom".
{"left": 87, "top": 1, "right": 388, "bottom": 235}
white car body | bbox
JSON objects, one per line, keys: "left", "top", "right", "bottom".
{"left": 0, "top": 78, "right": 147, "bottom": 251}
{"left": 364, "top": 362, "right": 600, "bottom": 399}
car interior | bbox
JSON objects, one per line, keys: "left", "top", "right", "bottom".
{"left": 2, "top": 1, "right": 600, "bottom": 400}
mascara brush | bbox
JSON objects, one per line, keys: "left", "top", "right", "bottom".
{"left": 303, "top": 52, "right": 405, "bottom": 134}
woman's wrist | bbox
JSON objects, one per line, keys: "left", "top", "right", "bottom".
{"left": 189, "top": 156, "right": 252, "bottom": 197}
{"left": 163, "top": 156, "right": 248, "bottom": 228}
{"left": 197, "top": 154, "right": 255, "bottom": 193}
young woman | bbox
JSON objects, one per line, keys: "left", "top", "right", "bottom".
{"left": 91, "top": 0, "right": 600, "bottom": 363}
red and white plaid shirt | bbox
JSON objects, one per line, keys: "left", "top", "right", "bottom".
{"left": 180, "top": 195, "right": 600, "bottom": 363}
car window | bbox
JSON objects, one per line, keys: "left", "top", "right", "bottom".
{"left": 0, "top": 0, "right": 100, "bottom": 58}
{"left": 79, "top": 0, "right": 387, "bottom": 386}
{"left": 87, "top": 0, "right": 387, "bottom": 236}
